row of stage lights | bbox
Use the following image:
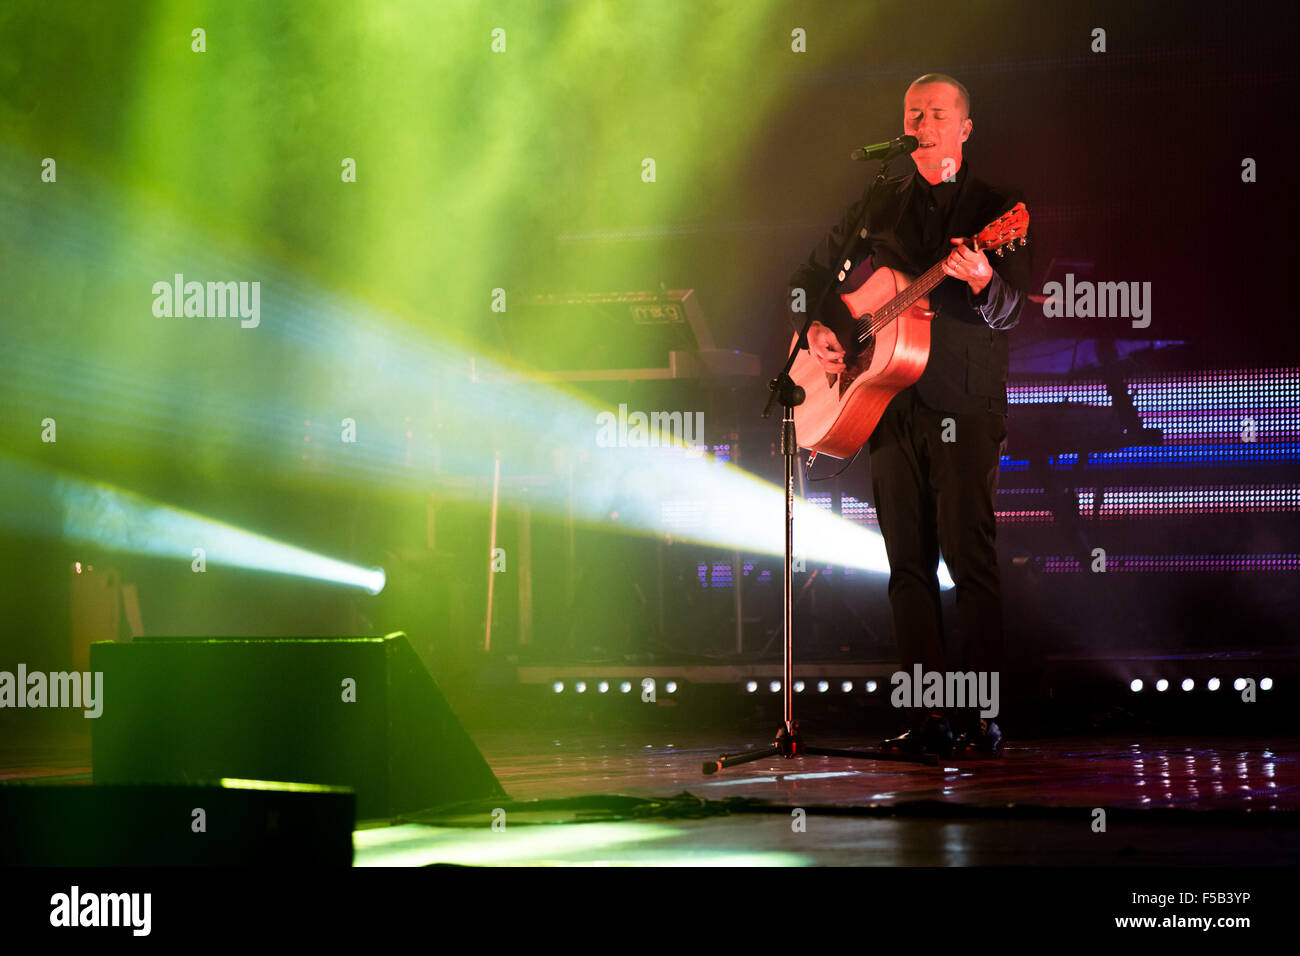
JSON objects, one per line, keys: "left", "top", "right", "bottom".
{"left": 548, "top": 680, "right": 884, "bottom": 694}
{"left": 551, "top": 678, "right": 1278, "bottom": 695}
{"left": 1129, "top": 677, "right": 1275, "bottom": 692}
{"left": 551, "top": 681, "right": 679, "bottom": 694}
{"left": 746, "top": 680, "right": 881, "bottom": 694}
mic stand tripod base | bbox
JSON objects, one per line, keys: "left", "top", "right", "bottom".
{"left": 702, "top": 722, "right": 940, "bottom": 774}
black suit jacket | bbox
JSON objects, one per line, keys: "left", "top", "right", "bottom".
{"left": 789, "top": 163, "right": 1030, "bottom": 415}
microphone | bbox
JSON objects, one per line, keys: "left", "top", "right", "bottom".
{"left": 849, "top": 135, "right": 918, "bottom": 161}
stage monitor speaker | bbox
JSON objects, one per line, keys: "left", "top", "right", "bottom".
{"left": 91, "top": 632, "right": 504, "bottom": 821}
{"left": 0, "top": 780, "right": 354, "bottom": 866}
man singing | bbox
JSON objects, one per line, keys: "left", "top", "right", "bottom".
{"left": 788, "top": 74, "right": 1030, "bottom": 756}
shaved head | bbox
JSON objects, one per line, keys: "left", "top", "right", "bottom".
{"left": 906, "top": 73, "right": 971, "bottom": 120}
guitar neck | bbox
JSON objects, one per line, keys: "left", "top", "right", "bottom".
{"left": 856, "top": 256, "right": 953, "bottom": 344}
{"left": 848, "top": 202, "right": 1027, "bottom": 346}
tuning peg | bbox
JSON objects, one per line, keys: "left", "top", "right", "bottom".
{"left": 996, "top": 248, "right": 1004, "bottom": 257}
{"left": 1007, "top": 243, "right": 1015, "bottom": 253}
{"left": 1019, "top": 237, "right": 1027, "bottom": 246}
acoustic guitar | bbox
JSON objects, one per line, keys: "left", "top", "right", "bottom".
{"left": 790, "top": 202, "right": 1029, "bottom": 458}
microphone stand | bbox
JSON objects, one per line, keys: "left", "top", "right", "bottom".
{"left": 703, "top": 145, "right": 938, "bottom": 774}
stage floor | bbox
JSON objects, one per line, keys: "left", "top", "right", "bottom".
{"left": 5, "top": 729, "right": 1298, "bottom": 866}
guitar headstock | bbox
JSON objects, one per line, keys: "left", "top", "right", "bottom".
{"left": 972, "top": 201, "right": 1029, "bottom": 256}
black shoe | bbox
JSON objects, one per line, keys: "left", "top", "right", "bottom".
{"left": 880, "top": 714, "right": 953, "bottom": 757}
{"left": 953, "top": 718, "right": 1004, "bottom": 756}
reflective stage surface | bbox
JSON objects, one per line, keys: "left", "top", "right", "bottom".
{"left": 6, "top": 730, "right": 1298, "bottom": 866}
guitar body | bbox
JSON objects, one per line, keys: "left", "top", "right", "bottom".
{"left": 790, "top": 265, "right": 934, "bottom": 458}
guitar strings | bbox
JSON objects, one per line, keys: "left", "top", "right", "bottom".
{"left": 854, "top": 231, "right": 1021, "bottom": 343}
{"left": 855, "top": 259, "right": 948, "bottom": 344}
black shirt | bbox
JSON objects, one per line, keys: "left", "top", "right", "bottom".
{"left": 909, "top": 164, "right": 963, "bottom": 254}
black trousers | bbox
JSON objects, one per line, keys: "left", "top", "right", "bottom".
{"left": 866, "top": 385, "right": 1008, "bottom": 732}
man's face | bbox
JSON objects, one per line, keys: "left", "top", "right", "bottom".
{"left": 904, "top": 82, "right": 972, "bottom": 176}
